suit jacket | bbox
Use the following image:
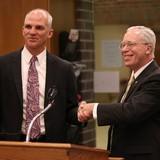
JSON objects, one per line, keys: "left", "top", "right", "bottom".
{"left": 97, "top": 61, "right": 160, "bottom": 160}
{"left": 0, "top": 49, "right": 80, "bottom": 143}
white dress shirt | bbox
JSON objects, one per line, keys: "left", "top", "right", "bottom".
{"left": 21, "top": 46, "right": 46, "bottom": 134}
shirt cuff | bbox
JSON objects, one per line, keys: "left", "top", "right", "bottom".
{"left": 93, "top": 103, "right": 99, "bottom": 119}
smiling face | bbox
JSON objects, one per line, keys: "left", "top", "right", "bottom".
{"left": 120, "top": 29, "right": 154, "bottom": 72}
{"left": 22, "top": 10, "right": 53, "bottom": 55}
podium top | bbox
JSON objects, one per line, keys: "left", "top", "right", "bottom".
{"left": 0, "top": 141, "right": 109, "bottom": 160}
{"left": 0, "top": 140, "right": 106, "bottom": 152}
{"left": 0, "top": 141, "right": 123, "bottom": 160}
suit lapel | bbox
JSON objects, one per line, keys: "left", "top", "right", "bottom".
{"left": 124, "top": 61, "right": 159, "bottom": 101}
{"left": 11, "top": 51, "right": 23, "bottom": 106}
{"left": 44, "top": 53, "right": 57, "bottom": 107}
{"left": 11, "top": 51, "right": 58, "bottom": 108}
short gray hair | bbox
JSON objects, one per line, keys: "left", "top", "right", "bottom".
{"left": 25, "top": 8, "right": 53, "bottom": 28}
{"left": 127, "top": 26, "right": 156, "bottom": 54}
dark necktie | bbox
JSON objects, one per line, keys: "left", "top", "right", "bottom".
{"left": 25, "top": 56, "right": 41, "bottom": 139}
{"left": 120, "top": 72, "right": 135, "bottom": 103}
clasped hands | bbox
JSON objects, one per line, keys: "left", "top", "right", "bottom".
{"left": 77, "top": 101, "right": 95, "bottom": 122}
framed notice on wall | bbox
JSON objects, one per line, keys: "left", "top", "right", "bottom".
{"left": 101, "top": 40, "right": 122, "bottom": 68}
{"left": 94, "top": 71, "right": 120, "bottom": 93}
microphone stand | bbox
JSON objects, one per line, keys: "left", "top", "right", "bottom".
{"left": 25, "top": 99, "right": 55, "bottom": 142}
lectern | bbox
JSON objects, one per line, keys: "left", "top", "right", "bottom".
{"left": 0, "top": 141, "right": 124, "bottom": 160}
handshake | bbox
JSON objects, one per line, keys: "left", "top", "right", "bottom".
{"left": 77, "top": 101, "right": 95, "bottom": 122}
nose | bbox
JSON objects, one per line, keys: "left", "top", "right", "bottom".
{"left": 121, "top": 44, "right": 130, "bottom": 53}
{"left": 120, "top": 46, "right": 129, "bottom": 56}
{"left": 29, "top": 27, "right": 37, "bottom": 34}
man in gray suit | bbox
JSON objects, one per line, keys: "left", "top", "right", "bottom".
{"left": 0, "top": 8, "right": 81, "bottom": 143}
{"left": 78, "top": 26, "right": 160, "bottom": 160}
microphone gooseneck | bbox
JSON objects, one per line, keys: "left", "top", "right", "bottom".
{"left": 25, "top": 86, "right": 57, "bottom": 142}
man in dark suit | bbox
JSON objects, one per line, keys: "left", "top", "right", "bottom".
{"left": 0, "top": 8, "right": 81, "bottom": 143}
{"left": 78, "top": 26, "right": 160, "bottom": 160}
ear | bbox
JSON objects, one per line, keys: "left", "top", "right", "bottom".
{"left": 146, "top": 44, "right": 153, "bottom": 55}
{"left": 48, "top": 28, "right": 54, "bottom": 38}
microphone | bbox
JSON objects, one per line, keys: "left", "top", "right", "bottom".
{"left": 47, "top": 85, "right": 57, "bottom": 104}
{"left": 25, "top": 86, "right": 57, "bottom": 142}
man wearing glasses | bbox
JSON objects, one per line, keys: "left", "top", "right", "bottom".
{"left": 78, "top": 26, "right": 160, "bottom": 160}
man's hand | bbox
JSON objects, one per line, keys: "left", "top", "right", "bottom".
{"left": 77, "top": 101, "right": 95, "bottom": 122}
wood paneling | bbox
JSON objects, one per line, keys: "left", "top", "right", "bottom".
{"left": 0, "top": 0, "right": 49, "bottom": 55}
{"left": 50, "top": 0, "right": 75, "bottom": 54}
{"left": 0, "top": 0, "right": 75, "bottom": 55}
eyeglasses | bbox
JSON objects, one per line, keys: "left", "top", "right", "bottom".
{"left": 120, "top": 41, "right": 149, "bottom": 49}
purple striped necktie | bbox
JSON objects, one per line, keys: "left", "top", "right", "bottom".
{"left": 25, "top": 56, "right": 41, "bottom": 139}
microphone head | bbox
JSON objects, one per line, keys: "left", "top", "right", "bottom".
{"left": 47, "top": 86, "right": 57, "bottom": 103}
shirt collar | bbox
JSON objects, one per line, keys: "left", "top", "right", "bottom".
{"left": 134, "top": 59, "right": 153, "bottom": 79}
{"left": 22, "top": 46, "right": 47, "bottom": 65}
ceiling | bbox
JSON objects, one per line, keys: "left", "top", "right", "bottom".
{"left": 94, "top": 0, "right": 160, "bottom": 31}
